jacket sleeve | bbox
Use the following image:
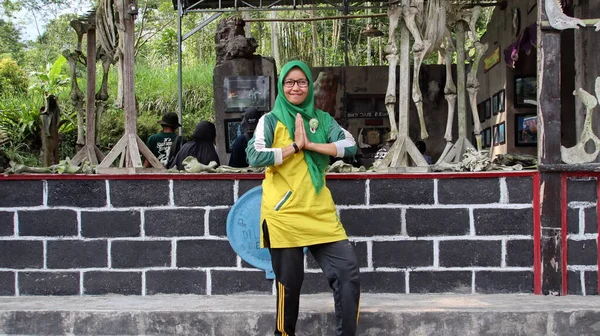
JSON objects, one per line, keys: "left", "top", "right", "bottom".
{"left": 328, "top": 118, "right": 357, "bottom": 158}
{"left": 246, "top": 113, "right": 283, "bottom": 167}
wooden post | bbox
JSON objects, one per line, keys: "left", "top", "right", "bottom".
{"left": 97, "top": 0, "right": 162, "bottom": 172}
{"left": 538, "top": 0, "right": 563, "bottom": 295}
{"left": 71, "top": 16, "right": 104, "bottom": 166}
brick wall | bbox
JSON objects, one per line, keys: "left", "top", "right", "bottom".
{"left": 0, "top": 173, "right": 537, "bottom": 296}
{"left": 567, "top": 177, "right": 599, "bottom": 295}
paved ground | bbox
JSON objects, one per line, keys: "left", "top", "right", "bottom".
{"left": 1, "top": 294, "right": 600, "bottom": 335}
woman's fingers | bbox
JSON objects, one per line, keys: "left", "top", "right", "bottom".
{"left": 294, "top": 113, "right": 305, "bottom": 148}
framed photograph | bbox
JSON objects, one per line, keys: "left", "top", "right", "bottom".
{"left": 484, "top": 127, "right": 491, "bottom": 148}
{"left": 515, "top": 113, "right": 537, "bottom": 146}
{"left": 497, "top": 89, "right": 505, "bottom": 112}
{"left": 492, "top": 89, "right": 505, "bottom": 115}
{"left": 478, "top": 102, "right": 485, "bottom": 123}
{"left": 493, "top": 124, "right": 499, "bottom": 145}
{"left": 498, "top": 122, "right": 506, "bottom": 144}
{"left": 224, "top": 118, "right": 243, "bottom": 153}
{"left": 514, "top": 75, "right": 537, "bottom": 108}
{"left": 484, "top": 98, "right": 492, "bottom": 120}
{"left": 224, "top": 76, "right": 270, "bottom": 112}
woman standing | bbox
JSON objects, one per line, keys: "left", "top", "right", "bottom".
{"left": 246, "top": 60, "right": 360, "bottom": 336}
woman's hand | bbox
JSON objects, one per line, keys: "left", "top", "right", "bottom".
{"left": 294, "top": 113, "right": 305, "bottom": 149}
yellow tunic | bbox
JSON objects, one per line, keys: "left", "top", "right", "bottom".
{"left": 260, "top": 121, "right": 347, "bottom": 248}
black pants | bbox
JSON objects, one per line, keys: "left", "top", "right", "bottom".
{"left": 269, "top": 240, "right": 361, "bottom": 336}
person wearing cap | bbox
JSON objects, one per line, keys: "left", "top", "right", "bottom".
{"left": 144, "top": 112, "right": 183, "bottom": 168}
{"left": 228, "top": 107, "right": 262, "bottom": 168}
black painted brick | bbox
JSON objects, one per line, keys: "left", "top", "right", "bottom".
{"left": 109, "top": 180, "right": 169, "bottom": 207}
{"left": 340, "top": 209, "right": 402, "bottom": 236}
{"left": 112, "top": 241, "right": 171, "bottom": 268}
{"left": 373, "top": 241, "right": 433, "bottom": 268}
{"left": 306, "top": 241, "right": 368, "bottom": 270}
{"left": 360, "top": 271, "right": 405, "bottom": 293}
{"left": 567, "top": 208, "right": 579, "bottom": 234}
{"left": 47, "top": 240, "right": 108, "bottom": 269}
{"left": 327, "top": 180, "right": 365, "bottom": 205}
{"left": 81, "top": 211, "right": 140, "bottom": 238}
{"left": 567, "top": 178, "right": 597, "bottom": 202}
{"left": 300, "top": 272, "right": 330, "bottom": 294}
{"left": 84, "top": 271, "right": 141, "bottom": 295}
{"left": 211, "top": 270, "right": 273, "bottom": 294}
{"left": 0, "top": 241, "right": 43, "bottom": 268}
{"left": 0, "top": 181, "right": 43, "bottom": 207}
{"left": 475, "top": 271, "right": 533, "bottom": 294}
{"left": 0, "top": 271, "right": 14, "bottom": 295}
{"left": 474, "top": 208, "right": 533, "bottom": 235}
{"left": 409, "top": 271, "right": 472, "bottom": 293}
{"left": 238, "top": 180, "right": 263, "bottom": 198}
{"left": 173, "top": 180, "right": 234, "bottom": 206}
{"left": 18, "top": 209, "right": 77, "bottom": 237}
{"left": 585, "top": 271, "right": 598, "bottom": 295}
{"left": 19, "top": 272, "right": 79, "bottom": 295}
{"left": 177, "top": 240, "right": 237, "bottom": 267}
{"left": 208, "top": 208, "right": 229, "bottom": 237}
{"left": 369, "top": 179, "right": 434, "bottom": 205}
{"left": 0, "top": 211, "right": 13, "bottom": 236}
{"left": 439, "top": 240, "right": 501, "bottom": 267}
{"left": 568, "top": 270, "right": 582, "bottom": 295}
{"left": 438, "top": 178, "right": 500, "bottom": 204}
{"left": 406, "top": 209, "right": 469, "bottom": 237}
{"left": 584, "top": 207, "right": 598, "bottom": 234}
{"left": 47, "top": 180, "right": 106, "bottom": 207}
{"left": 145, "top": 209, "right": 205, "bottom": 237}
{"left": 506, "top": 239, "right": 533, "bottom": 267}
{"left": 567, "top": 239, "right": 598, "bottom": 266}
{"left": 146, "top": 270, "right": 206, "bottom": 295}
{"left": 506, "top": 177, "right": 533, "bottom": 203}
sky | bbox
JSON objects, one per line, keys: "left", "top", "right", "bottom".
{"left": 11, "top": 0, "right": 91, "bottom": 41}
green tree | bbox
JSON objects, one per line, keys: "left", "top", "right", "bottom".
{"left": 0, "top": 20, "right": 25, "bottom": 63}
{"left": 0, "top": 57, "right": 29, "bottom": 94}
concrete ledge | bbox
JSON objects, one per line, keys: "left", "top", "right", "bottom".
{"left": 1, "top": 294, "right": 600, "bottom": 335}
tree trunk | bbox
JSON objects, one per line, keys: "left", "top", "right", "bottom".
{"left": 270, "top": 11, "right": 280, "bottom": 68}
{"left": 41, "top": 95, "right": 60, "bottom": 166}
{"left": 311, "top": 9, "right": 318, "bottom": 66}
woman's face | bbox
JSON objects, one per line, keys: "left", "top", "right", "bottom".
{"left": 283, "top": 68, "right": 309, "bottom": 105}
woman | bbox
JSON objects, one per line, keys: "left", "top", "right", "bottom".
{"left": 246, "top": 60, "right": 360, "bottom": 336}
{"left": 169, "top": 121, "right": 220, "bottom": 170}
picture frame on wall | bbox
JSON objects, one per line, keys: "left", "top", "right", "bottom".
{"left": 478, "top": 102, "right": 485, "bottom": 123}
{"left": 484, "top": 127, "right": 491, "bottom": 148}
{"left": 498, "top": 122, "right": 506, "bottom": 144}
{"left": 493, "top": 122, "right": 506, "bottom": 146}
{"left": 224, "top": 118, "right": 242, "bottom": 153}
{"left": 515, "top": 113, "right": 537, "bottom": 146}
{"left": 224, "top": 76, "right": 270, "bottom": 112}
{"left": 484, "top": 98, "right": 492, "bottom": 120}
{"left": 493, "top": 124, "right": 499, "bottom": 145}
{"left": 492, "top": 89, "right": 506, "bottom": 115}
{"left": 514, "top": 75, "right": 537, "bottom": 108}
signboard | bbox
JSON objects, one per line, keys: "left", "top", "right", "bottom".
{"left": 224, "top": 76, "right": 270, "bottom": 112}
{"left": 484, "top": 47, "right": 501, "bottom": 73}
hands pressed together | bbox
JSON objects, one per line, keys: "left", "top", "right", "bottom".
{"left": 294, "top": 113, "right": 312, "bottom": 151}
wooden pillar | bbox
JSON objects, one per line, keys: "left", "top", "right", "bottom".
{"left": 538, "top": 0, "right": 563, "bottom": 295}
{"left": 85, "top": 25, "right": 98, "bottom": 164}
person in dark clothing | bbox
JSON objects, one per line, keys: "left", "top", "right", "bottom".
{"left": 228, "top": 107, "right": 263, "bottom": 167}
{"left": 415, "top": 140, "right": 433, "bottom": 164}
{"left": 169, "top": 121, "right": 220, "bottom": 170}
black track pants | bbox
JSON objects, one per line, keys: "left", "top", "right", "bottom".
{"left": 270, "top": 240, "right": 361, "bottom": 336}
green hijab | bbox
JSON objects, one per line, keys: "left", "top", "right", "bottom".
{"left": 271, "top": 60, "right": 331, "bottom": 194}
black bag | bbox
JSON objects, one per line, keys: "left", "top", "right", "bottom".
{"left": 166, "top": 135, "right": 183, "bottom": 168}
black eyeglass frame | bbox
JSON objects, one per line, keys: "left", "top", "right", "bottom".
{"left": 283, "top": 79, "right": 309, "bottom": 88}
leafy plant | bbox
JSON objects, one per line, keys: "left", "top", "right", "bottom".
{"left": 29, "top": 55, "right": 70, "bottom": 98}
{"left": 0, "top": 57, "right": 28, "bottom": 94}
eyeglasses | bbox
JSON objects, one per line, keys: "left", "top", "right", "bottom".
{"left": 283, "top": 79, "right": 309, "bottom": 88}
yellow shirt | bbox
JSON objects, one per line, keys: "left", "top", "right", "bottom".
{"left": 260, "top": 121, "right": 347, "bottom": 248}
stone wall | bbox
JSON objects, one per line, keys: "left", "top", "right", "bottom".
{"left": 0, "top": 173, "right": 544, "bottom": 296}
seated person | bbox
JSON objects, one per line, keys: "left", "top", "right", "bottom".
{"left": 145, "top": 112, "right": 182, "bottom": 167}
{"left": 169, "top": 121, "right": 220, "bottom": 170}
{"left": 415, "top": 140, "right": 433, "bottom": 164}
{"left": 228, "top": 107, "right": 262, "bottom": 167}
